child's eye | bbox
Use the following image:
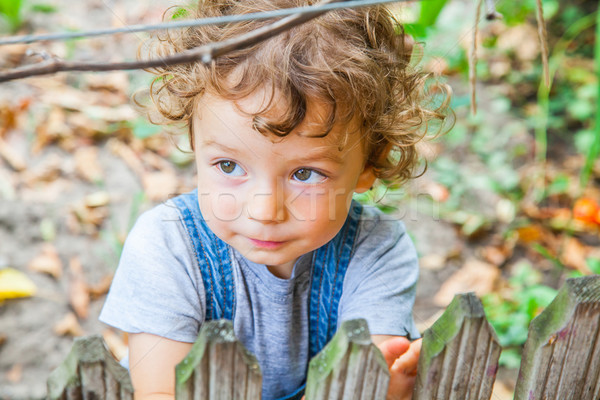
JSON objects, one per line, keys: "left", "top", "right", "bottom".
{"left": 292, "top": 168, "right": 326, "bottom": 184}
{"left": 217, "top": 160, "right": 245, "bottom": 176}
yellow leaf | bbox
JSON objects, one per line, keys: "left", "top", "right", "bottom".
{"left": 0, "top": 268, "right": 37, "bottom": 301}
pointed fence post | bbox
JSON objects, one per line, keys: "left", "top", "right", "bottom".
{"left": 413, "top": 292, "right": 501, "bottom": 400}
{"left": 47, "top": 335, "right": 133, "bottom": 400}
{"left": 514, "top": 275, "right": 600, "bottom": 400}
{"left": 175, "top": 319, "right": 262, "bottom": 400}
{"left": 305, "top": 319, "right": 389, "bottom": 400}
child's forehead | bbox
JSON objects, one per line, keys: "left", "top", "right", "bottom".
{"left": 195, "top": 89, "right": 360, "bottom": 146}
{"left": 193, "top": 93, "right": 367, "bottom": 162}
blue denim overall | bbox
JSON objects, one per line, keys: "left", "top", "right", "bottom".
{"left": 172, "top": 189, "right": 362, "bottom": 400}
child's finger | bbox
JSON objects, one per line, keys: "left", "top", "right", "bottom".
{"left": 391, "top": 339, "right": 422, "bottom": 376}
{"left": 376, "top": 337, "right": 411, "bottom": 369}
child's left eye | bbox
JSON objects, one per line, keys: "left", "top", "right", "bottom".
{"left": 292, "top": 168, "right": 326, "bottom": 184}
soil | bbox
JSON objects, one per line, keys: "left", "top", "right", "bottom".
{"left": 0, "top": 1, "right": 521, "bottom": 399}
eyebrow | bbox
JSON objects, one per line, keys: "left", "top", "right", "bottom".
{"left": 201, "top": 140, "right": 243, "bottom": 155}
{"left": 202, "top": 139, "right": 345, "bottom": 165}
{"left": 293, "top": 148, "right": 344, "bottom": 165}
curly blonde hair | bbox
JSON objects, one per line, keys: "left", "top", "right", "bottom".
{"left": 142, "top": 0, "right": 451, "bottom": 184}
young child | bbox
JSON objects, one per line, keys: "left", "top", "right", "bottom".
{"left": 100, "top": 1, "right": 450, "bottom": 399}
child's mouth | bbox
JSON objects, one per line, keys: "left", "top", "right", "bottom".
{"left": 249, "top": 238, "right": 285, "bottom": 249}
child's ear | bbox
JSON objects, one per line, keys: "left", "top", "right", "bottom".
{"left": 354, "top": 164, "right": 377, "bottom": 194}
{"left": 355, "top": 143, "right": 393, "bottom": 193}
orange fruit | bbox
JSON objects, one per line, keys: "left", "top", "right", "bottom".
{"left": 573, "top": 197, "right": 599, "bottom": 223}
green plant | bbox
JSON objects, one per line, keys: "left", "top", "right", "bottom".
{"left": 581, "top": 6, "right": 600, "bottom": 187}
{"left": 0, "top": 0, "right": 22, "bottom": 32}
{"left": 0, "top": 0, "right": 57, "bottom": 32}
{"left": 482, "top": 261, "right": 558, "bottom": 368}
{"left": 404, "top": 0, "right": 449, "bottom": 39}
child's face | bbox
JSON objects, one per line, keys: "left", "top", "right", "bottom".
{"left": 193, "top": 91, "right": 376, "bottom": 273}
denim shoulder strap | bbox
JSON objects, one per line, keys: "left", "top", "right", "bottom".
{"left": 308, "top": 199, "right": 363, "bottom": 359}
{"left": 275, "top": 202, "right": 363, "bottom": 400}
{"left": 170, "top": 189, "right": 235, "bottom": 321}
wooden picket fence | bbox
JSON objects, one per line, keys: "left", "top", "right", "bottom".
{"left": 47, "top": 275, "right": 600, "bottom": 400}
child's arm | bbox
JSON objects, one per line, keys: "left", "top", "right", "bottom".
{"left": 128, "top": 333, "right": 193, "bottom": 400}
{"left": 372, "top": 335, "right": 422, "bottom": 400}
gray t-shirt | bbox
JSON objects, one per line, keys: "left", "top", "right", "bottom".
{"left": 99, "top": 200, "right": 420, "bottom": 399}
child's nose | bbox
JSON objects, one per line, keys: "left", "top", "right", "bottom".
{"left": 246, "top": 182, "right": 285, "bottom": 223}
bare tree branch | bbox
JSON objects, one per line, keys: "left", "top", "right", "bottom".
{"left": 0, "top": 0, "right": 343, "bottom": 83}
{"left": 469, "top": 0, "right": 484, "bottom": 116}
{"left": 0, "top": 0, "right": 402, "bottom": 46}
{"left": 0, "top": 0, "right": 346, "bottom": 83}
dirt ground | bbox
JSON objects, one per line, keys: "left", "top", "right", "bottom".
{"left": 0, "top": 1, "right": 521, "bottom": 398}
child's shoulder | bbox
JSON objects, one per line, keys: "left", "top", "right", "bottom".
{"left": 355, "top": 203, "right": 409, "bottom": 245}
{"left": 124, "top": 198, "right": 189, "bottom": 250}
{"left": 350, "top": 202, "right": 416, "bottom": 268}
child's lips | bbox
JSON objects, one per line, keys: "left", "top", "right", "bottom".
{"left": 249, "top": 238, "right": 286, "bottom": 249}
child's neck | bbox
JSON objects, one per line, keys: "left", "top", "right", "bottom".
{"left": 266, "top": 261, "right": 295, "bottom": 279}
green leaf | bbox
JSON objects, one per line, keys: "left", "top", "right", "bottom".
{"left": 172, "top": 7, "right": 189, "bottom": 20}
{"left": 132, "top": 117, "right": 161, "bottom": 139}
{"left": 418, "top": 0, "right": 448, "bottom": 28}
{"left": 499, "top": 348, "right": 523, "bottom": 369}
{"left": 30, "top": 3, "right": 57, "bottom": 13}
{"left": 567, "top": 98, "right": 594, "bottom": 121}
{"left": 547, "top": 174, "right": 570, "bottom": 195}
{"left": 587, "top": 258, "right": 600, "bottom": 275}
{"left": 0, "top": 0, "right": 23, "bottom": 31}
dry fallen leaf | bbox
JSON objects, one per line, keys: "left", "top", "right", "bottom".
{"left": 22, "top": 154, "right": 62, "bottom": 186}
{"left": 496, "top": 24, "right": 540, "bottom": 61}
{"left": 53, "top": 312, "right": 84, "bottom": 337}
{"left": 68, "top": 257, "right": 90, "bottom": 319}
{"left": 5, "top": 363, "right": 23, "bottom": 383}
{"left": 143, "top": 171, "right": 179, "bottom": 202}
{"left": 85, "top": 72, "right": 130, "bottom": 95}
{"left": 84, "top": 191, "right": 110, "bottom": 208}
{"left": 516, "top": 224, "right": 544, "bottom": 243}
{"left": 74, "top": 147, "right": 104, "bottom": 183}
{"left": 559, "top": 237, "right": 592, "bottom": 275}
{"left": 89, "top": 273, "right": 114, "bottom": 299}
{"left": 420, "top": 254, "right": 447, "bottom": 271}
{"left": 0, "top": 268, "right": 37, "bottom": 301}
{"left": 28, "top": 243, "right": 63, "bottom": 279}
{"left": 108, "top": 138, "right": 145, "bottom": 176}
{"left": 434, "top": 259, "right": 500, "bottom": 307}
{"left": 481, "top": 245, "right": 509, "bottom": 266}
{"left": 0, "top": 137, "right": 26, "bottom": 171}
{"left": 102, "top": 329, "right": 128, "bottom": 361}
{"left": 0, "top": 44, "right": 27, "bottom": 68}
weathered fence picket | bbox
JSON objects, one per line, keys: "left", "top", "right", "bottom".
{"left": 514, "top": 275, "right": 600, "bottom": 400}
{"left": 46, "top": 276, "right": 600, "bottom": 400}
{"left": 412, "top": 292, "right": 501, "bottom": 400}
{"left": 175, "top": 320, "right": 262, "bottom": 400}
{"left": 305, "top": 319, "right": 390, "bottom": 400}
{"left": 47, "top": 335, "right": 133, "bottom": 400}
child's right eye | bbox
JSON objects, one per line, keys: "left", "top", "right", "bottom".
{"left": 217, "top": 160, "right": 246, "bottom": 176}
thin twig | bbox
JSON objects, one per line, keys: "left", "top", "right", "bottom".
{"left": 469, "top": 0, "right": 483, "bottom": 116}
{"left": 484, "top": 0, "right": 502, "bottom": 20}
{"left": 0, "top": 0, "right": 403, "bottom": 46}
{"left": 0, "top": 0, "right": 346, "bottom": 83}
{"left": 535, "top": 0, "right": 550, "bottom": 88}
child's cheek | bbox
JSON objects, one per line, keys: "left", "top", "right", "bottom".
{"left": 198, "top": 187, "right": 243, "bottom": 223}
{"left": 288, "top": 188, "right": 351, "bottom": 232}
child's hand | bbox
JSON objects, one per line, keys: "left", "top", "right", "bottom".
{"left": 374, "top": 336, "right": 422, "bottom": 400}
